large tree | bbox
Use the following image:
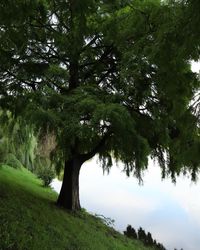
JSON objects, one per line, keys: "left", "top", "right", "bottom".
{"left": 0, "top": 0, "right": 199, "bottom": 210}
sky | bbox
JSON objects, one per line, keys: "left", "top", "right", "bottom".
{"left": 52, "top": 157, "right": 200, "bottom": 250}
{"left": 191, "top": 60, "right": 200, "bottom": 73}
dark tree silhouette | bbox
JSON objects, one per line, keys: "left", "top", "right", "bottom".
{"left": 124, "top": 225, "right": 166, "bottom": 250}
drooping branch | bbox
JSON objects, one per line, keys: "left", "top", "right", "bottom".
{"left": 80, "top": 131, "right": 112, "bottom": 162}
{"left": 0, "top": 68, "right": 37, "bottom": 91}
{"left": 81, "top": 35, "right": 100, "bottom": 52}
{"left": 97, "top": 64, "right": 117, "bottom": 86}
{"left": 83, "top": 46, "right": 114, "bottom": 81}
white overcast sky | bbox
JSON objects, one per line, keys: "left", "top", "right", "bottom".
{"left": 191, "top": 60, "right": 200, "bottom": 73}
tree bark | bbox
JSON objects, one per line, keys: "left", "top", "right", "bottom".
{"left": 56, "top": 157, "right": 82, "bottom": 210}
{"left": 56, "top": 133, "right": 111, "bottom": 211}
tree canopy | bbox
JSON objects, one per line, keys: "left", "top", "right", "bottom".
{"left": 0, "top": 0, "right": 199, "bottom": 210}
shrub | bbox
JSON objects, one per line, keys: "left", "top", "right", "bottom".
{"left": 5, "top": 153, "right": 24, "bottom": 169}
{"left": 35, "top": 158, "right": 55, "bottom": 187}
{"left": 94, "top": 214, "right": 115, "bottom": 227}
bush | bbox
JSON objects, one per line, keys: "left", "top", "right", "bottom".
{"left": 5, "top": 153, "right": 24, "bottom": 169}
{"left": 35, "top": 158, "right": 55, "bottom": 187}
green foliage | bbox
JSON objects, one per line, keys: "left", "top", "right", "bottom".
{"left": 0, "top": 165, "right": 154, "bottom": 250}
{"left": 0, "top": 111, "right": 57, "bottom": 187}
{"left": 0, "top": 0, "right": 199, "bottom": 183}
{"left": 5, "top": 153, "right": 24, "bottom": 169}
{"left": 35, "top": 157, "right": 55, "bottom": 186}
{"left": 0, "top": 111, "right": 37, "bottom": 170}
{"left": 0, "top": 139, "right": 8, "bottom": 164}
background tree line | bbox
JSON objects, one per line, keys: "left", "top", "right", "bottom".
{"left": 0, "top": 110, "right": 56, "bottom": 186}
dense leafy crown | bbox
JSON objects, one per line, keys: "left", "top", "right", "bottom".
{"left": 0, "top": 0, "right": 199, "bottom": 180}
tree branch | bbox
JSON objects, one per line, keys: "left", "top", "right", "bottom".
{"left": 81, "top": 35, "right": 100, "bottom": 52}
{"left": 0, "top": 68, "right": 37, "bottom": 91}
{"left": 80, "top": 131, "right": 112, "bottom": 162}
{"left": 97, "top": 65, "right": 116, "bottom": 85}
{"left": 83, "top": 46, "right": 114, "bottom": 81}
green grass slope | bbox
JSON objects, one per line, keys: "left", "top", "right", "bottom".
{"left": 0, "top": 165, "right": 154, "bottom": 250}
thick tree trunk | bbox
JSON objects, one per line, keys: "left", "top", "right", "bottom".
{"left": 56, "top": 133, "right": 110, "bottom": 211}
{"left": 56, "top": 157, "right": 82, "bottom": 210}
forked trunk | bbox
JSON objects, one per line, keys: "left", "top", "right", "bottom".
{"left": 56, "top": 157, "right": 82, "bottom": 210}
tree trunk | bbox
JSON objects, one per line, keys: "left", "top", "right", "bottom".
{"left": 56, "top": 157, "right": 82, "bottom": 210}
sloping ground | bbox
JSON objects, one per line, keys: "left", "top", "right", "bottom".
{"left": 0, "top": 165, "right": 154, "bottom": 250}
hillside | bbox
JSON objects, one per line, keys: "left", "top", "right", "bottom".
{"left": 0, "top": 165, "right": 155, "bottom": 250}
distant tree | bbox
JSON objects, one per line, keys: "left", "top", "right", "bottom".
{"left": 124, "top": 225, "right": 166, "bottom": 249}
{"left": 124, "top": 225, "right": 137, "bottom": 239}
{"left": 146, "top": 232, "right": 154, "bottom": 246}
{"left": 0, "top": 111, "right": 55, "bottom": 185}
{"left": 138, "top": 227, "right": 147, "bottom": 243}
{"left": 0, "top": 112, "right": 36, "bottom": 170}
{"left": 0, "top": 0, "right": 199, "bottom": 210}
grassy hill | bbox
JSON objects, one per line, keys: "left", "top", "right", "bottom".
{"left": 0, "top": 165, "right": 155, "bottom": 250}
